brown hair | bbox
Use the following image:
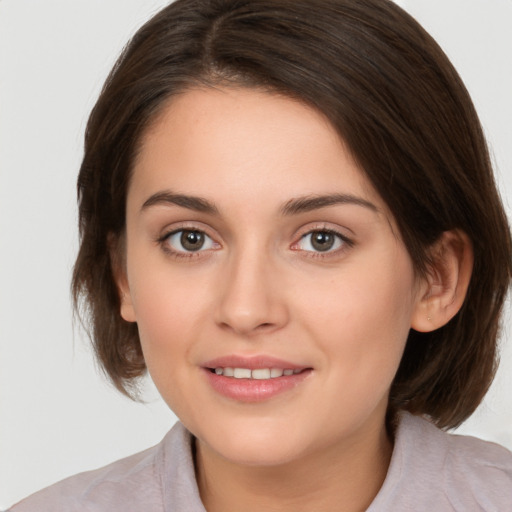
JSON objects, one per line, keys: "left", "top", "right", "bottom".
{"left": 72, "top": 0, "right": 512, "bottom": 428}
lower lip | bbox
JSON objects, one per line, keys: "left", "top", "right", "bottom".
{"left": 203, "top": 368, "right": 312, "bottom": 402}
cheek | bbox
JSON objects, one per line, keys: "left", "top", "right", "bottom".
{"left": 131, "top": 279, "right": 202, "bottom": 415}
{"left": 133, "top": 283, "right": 199, "bottom": 344}
{"left": 126, "top": 262, "right": 208, "bottom": 373}
{"left": 126, "top": 240, "right": 209, "bottom": 330}
{"left": 298, "top": 248, "right": 416, "bottom": 383}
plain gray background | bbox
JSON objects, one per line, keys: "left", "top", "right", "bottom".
{"left": 1, "top": 0, "right": 511, "bottom": 508}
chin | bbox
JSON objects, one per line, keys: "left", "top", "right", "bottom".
{"left": 195, "top": 416, "right": 311, "bottom": 467}
{"left": 212, "top": 437, "right": 305, "bottom": 467}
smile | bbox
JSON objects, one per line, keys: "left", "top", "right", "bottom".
{"left": 203, "top": 361, "right": 312, "bottom": 402}
{"left": 210, "top": 367, "right": 304, "bottom": 379}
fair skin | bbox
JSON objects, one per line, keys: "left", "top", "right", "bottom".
{"left": 116, "top": 87, "right": 472, "bottom": 512}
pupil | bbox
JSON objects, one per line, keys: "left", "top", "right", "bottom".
{"left": 311, "top": 231, "right": 334, "bottom": 251}
{"left": 181, "top": 230, "right": 204, "bottom": 251}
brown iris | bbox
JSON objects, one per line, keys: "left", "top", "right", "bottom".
{"left": 180, "top": 230, "right": 205, "bottom": 251}
{"left": 310, "top": 231, "right": 336, "bottom": 252}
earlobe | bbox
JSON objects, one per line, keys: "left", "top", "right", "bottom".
{"left": 108, "top": 233, "right": 137, "bottom": 323}
{"left": 120, "top": 292, "right": 137, "bottom": 323}
{"left": 411, "top": 230, "right": 473, "bottom": 333}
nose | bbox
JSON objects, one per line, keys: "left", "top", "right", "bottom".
{"left": 214, "top": 248, "right": 289, "bottom": 337}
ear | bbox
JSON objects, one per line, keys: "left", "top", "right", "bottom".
{"left": 108, "top": 233, "right": 137, "bottom": 323}
{"left": 411, "top": 230, "right": 473, "bottom": 333}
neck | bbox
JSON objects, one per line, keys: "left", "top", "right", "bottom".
{"left": 195, "top": 418, "right": 392, "bottom": 512}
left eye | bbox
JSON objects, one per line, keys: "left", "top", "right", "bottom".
{"left": 165, "top": 230, "right": 216, "bottom": 252}
{"left": 296, "top": 230, "right": 345, "bottom": 253}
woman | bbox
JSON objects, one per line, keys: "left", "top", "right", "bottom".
{"left": 11, "top": 0, "right": 512, "bottom": 510}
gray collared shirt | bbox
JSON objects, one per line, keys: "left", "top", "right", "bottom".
{"left": 10, "top": 413, "right": 512, "bottom": 511}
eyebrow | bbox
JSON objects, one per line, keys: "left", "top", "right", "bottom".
{"left": 141, "top": 190, "right": 378, "bottom": 216}
{"left": 141, "top": 191, "right": 219, "bottom": 214}
{"left": 280, "top": 194, "right": 379, "bottom": 215}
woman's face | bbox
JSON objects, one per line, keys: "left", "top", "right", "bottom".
{"left": 119, "top": 87, "right": 425, "bottom": 466}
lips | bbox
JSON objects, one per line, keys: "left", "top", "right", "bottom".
{"left": 202, "top": 355, "right": 312, "bottom": 402}
{"left": 203, "top": 355, "right": 308, "bottom": 371}
{"left": 211, "top": 367, "right": 303, "bottom": 379}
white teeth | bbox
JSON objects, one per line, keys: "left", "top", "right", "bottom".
{"left": 223, "top": 367, "right": 234, "bottom": 377}
{"left": 213, "top": 367, "right": 303, "bottom": 379}
{"left": 252, "top": 368, "right": 271, "bottom": 380}
{"left": 234, "top": 368, "right": 252, "bottom": 379}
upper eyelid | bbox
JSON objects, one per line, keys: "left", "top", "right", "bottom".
{"left": 295, "top": 229, "right": 352, "bottom": 246}
{"left": 294, "top": 222, "right": 354, "bottom": 240}
{"left": 155, "top": 221, "right": 354, "bottom": 245}
{"left": 160, "top": 227, "right": 216, "bottom": 243}
{"left": 158, "top": 222, "right": 218, "bottom": 239}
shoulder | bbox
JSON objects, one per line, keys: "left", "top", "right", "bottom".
{"left": 406, "top": 413, "right": 512, "bottom": 479}
{"left": 9, "top": 422, "right": 190, "bottom": 512}
{"left": 370, "top": 413, "right": 512, "bottom": 511}
{"left": 440, "top": 421, "right": 512, "bottom": 509}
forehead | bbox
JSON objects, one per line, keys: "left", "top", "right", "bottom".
{"left": 130, "top": 87, "right": 385, "bottom": 213}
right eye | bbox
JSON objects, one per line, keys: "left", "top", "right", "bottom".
{"left": 295, "top": 230, "right": 345, "bottom": 253}
{"left": 164, "top": 229, "right": 216, "bottom": 253}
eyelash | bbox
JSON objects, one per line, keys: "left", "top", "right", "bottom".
{"left": 156, "top": 225, "right": 354, "bottom": 261}
{"left": 157, "top": 226, "right": 219, "bottom": 260}
{"left": 291, "top": 228, "right": 354, "bottom": 258}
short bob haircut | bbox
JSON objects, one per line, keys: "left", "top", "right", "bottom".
{"left": 73, "top": 0, "right": 511, "bottom": 429}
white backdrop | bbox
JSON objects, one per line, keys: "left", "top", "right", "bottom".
{"left": 1, "top": 0, "right": 511, "bottom": 508}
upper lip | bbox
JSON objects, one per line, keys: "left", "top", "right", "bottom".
{"left": 202, "top": 355, "right": 310, "bottom": 371}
